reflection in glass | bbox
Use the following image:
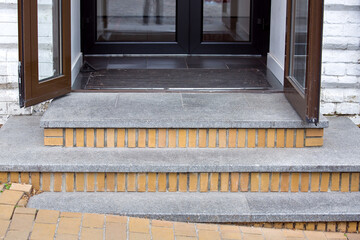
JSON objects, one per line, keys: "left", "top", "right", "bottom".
{"left": 97, "top": 0, "right": 176, "bottom": 42}
{"left": 290, "top": 0, "right": 308, "bottom": 89}
{"left": 37, "top": 0, "right": 62, "bottom": 81}
{"left": 203, "top": 0, "right": 251, "bottom": 42}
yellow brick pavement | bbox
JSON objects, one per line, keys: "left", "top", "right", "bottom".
{"left": 0, "top": 210, "right": 356, "bottom": 240}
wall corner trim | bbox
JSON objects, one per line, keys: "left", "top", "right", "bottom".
{"left": 71, "top": 52, "right": 83, "bottom": 86}
{"left": 267, "top": 53, "right": 284, "bottom": 86}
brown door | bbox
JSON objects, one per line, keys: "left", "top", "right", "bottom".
{"left": 284, "top": 0, "right": 324, "bottom": 124}
{"left": 18, "top": 0, "right": 71, "bottom": 108}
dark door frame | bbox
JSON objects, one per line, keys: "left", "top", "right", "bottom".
{"left": 188, "top": 0, "right": 271, "bottom": 55}
{"left": 81, "top": 0, "right": 271, "bottom": 55}
{"left": 18, "top": 0, "right": 71, "bottom": 108}
{"left": 81, "top": 0, "right": 190, "bottom": 54}
{"left": 284, "top": 0, "right": 324, "bottom": 123}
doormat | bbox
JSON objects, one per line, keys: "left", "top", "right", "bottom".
{"left": 84, "top": 69, "right": 272, "bottom": 90}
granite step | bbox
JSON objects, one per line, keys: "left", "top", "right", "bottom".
{"left": 0, "top": 115, "right": 357, "bottom": 173}
{"left": 0, "top": 116, "right": 359, "bottom": 194}
{"left": 27, "top": 191, "right": 360, "bottom": 223}
{"left": 40, "top": 92, "right": 328, "bottom": 148}
{"left": 40, "top": 93, "right": 329, "bottom": 129}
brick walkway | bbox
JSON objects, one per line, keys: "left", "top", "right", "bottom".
{"left": 0, "top": 184, "right": 359, "bottom": 240}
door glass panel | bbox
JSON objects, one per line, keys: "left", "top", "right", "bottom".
{"left": 289, "top": 0, "right": 309, "bottom": 90}
{"left": 96, "top": 0, "right": 176, "bottom": 42}
{"left": 203, "top": 0, "right": 251, "bottom": 42}
{"left": 37, "top": 0, "right": 62, "bottom": 81}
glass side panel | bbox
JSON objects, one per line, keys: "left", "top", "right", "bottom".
{"left": 96, "top": 0, "right": 176, "bottom": 42}
{"left": 289, "top": 0, "right": 309, "bottom": 90}
{"left": 203, "top": 0, "right": 251, "bottom": 42}
{"left": 38, "top": 0, "right": 62, "bottom": 82}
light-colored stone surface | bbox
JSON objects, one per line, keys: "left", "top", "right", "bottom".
{"left": 0, "top": 116, "right": 359, "bottom": 173}
{"left": 27, "top": 192, "right": 360, "bottom": 223}
{"left": 40, "top": 93, "right": 329, "bottom": 129}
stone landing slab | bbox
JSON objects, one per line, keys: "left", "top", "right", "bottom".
{"left": 40, "top": 93, "right": 329, "bottom": 129}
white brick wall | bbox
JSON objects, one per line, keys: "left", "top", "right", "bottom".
{"left": 321, "top": 0, "right": 360, "bottom": 124}
{"left": 0, "top": 1, "right": 359, "bottom": 125}
{"left": 0, "top": 1, "right": 23, "bottom": 124}
{"left": 0, "top": 2, "right": 51, "bottom": 125}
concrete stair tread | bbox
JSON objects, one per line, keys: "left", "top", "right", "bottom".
{"left": 27, "top": 192, "right": 360, "bottom": 223}
{"left": 0, "top": 116, "right": 359, "bottom": 172}
{"left": 40, "top": 93, "right": 328, "bottom": 128}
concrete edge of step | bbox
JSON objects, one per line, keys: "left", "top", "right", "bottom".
{"left": 27, "top": 191, "right": 360, "bottom": 223}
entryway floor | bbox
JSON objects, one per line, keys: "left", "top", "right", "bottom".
{"left": 73, "top": 56, "right": 283, "bottom": 91}
{"left": 39, "top": 92, "right": 329, "bottom": 129}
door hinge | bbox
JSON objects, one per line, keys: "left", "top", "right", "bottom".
{"left": 18, "top": 61, "right": 25, "bottom": 108}
{"left": 18, "top": 61, "right": 22, "bottom": 84}
{"left": 306, "top": 117, "right": 319, "bottom": 126}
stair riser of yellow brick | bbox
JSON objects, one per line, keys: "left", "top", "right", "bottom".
{"left": 243, "top": 222, "right": 359, "bottom": 234}
{"left": 1, "top": 172, "right": 358, "bottom": 193}
{"left": 43, "top": 128, "right": 324, "bottom": 148}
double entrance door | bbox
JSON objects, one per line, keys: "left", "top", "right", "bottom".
{"left": 82, "top": 0, "right": 270, "bottom": 55}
